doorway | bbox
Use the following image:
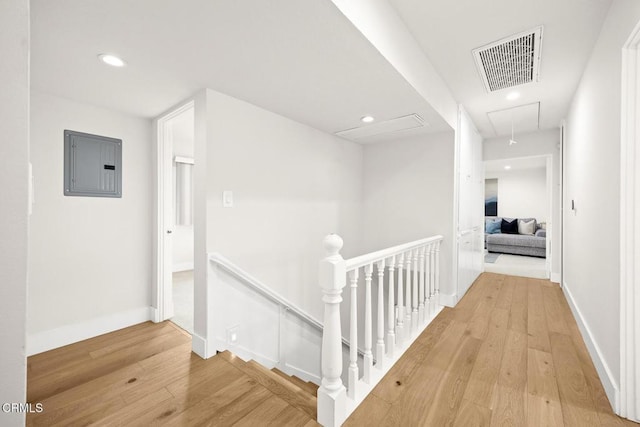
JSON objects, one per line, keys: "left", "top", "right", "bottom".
{"left": 483, "top": 155, "right": 552, "bottom": 279}
{"left": 155, "top": 101, "right": 195, "bottom": 334}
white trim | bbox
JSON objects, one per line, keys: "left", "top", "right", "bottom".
{"left": 562, "top": 282, "right": 619, "bottom": 410}
{"left": 620, "top": 18, "right": 640, "bottom": 422}
{"left": 173, "top": 262, "right": 194, "bottom": 273}
{"left": 27, "top": 307, "right": 153, "bottom": 356}
{"left": 550, "top": 272, "right": 561, "bottom": 284}
{"left": 191, "top": 332, "right": 208, "bottom": 359}
{"left": 154, "top": 100, "right": 195, "bottom": 323}
{"left": 283, "top": 363, "right": 322, "bottom": 384}
{"left": 438, "top": 292, "right": 458, "bottom": 307}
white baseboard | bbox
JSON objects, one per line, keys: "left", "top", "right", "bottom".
{"left": 562, "top": 281, "right": 619, "bottom": 410}
{"left": 283, "top": 363, "right": 321, "bottom": 384}
{"left": 27, "top": 307, "right": 153, "bottom": 356}
{"left": 173, "top": 262, "right": 194, "bottom": 272}
{"left": 438, "top": 292, "right": 458, "bottom": 307}
{"left": 192, "top": 332, "right": 209, "bottom": 359}
{"left": 551, "top": 272, "right": 561, "bottom": 283}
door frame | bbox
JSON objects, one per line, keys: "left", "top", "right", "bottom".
{"left": 153, "top": 100, "right": 195, "bottom": 323}
{"left": 619, "top": 18, "right": 640, "bottom": 422}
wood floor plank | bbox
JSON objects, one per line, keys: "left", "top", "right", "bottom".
{"left": 527, "top": 280, "right": 551, "bottom": 352}
{"left": 463, "top": 307, "right": 509, "bottom": 408}
{"left": 343, "top": 394, "right": 391, "bottom": 427}
{"left": 232, "top": 395, "right": 292, "bottom": 426}
{"left": 508, "top": 276, "right": 528, "bottom": 333}
{"left": 549, "top": 332, "right": 601, "bottom": 426}
{"left": 497, "top": 329, "right": 528, "bottom": 391}
{"left": 490, "top": 384, "right": 527, "bottom": 427}
{"left": 453, "top": 398, "right": 492, "bottom": 427}
{"left": 424, "top": 335, "right": 483, "bottom": 426}
{"left": 370, "top": 307, "right": 453, "bottom": 403}
{"left": 542, "top": 285, "right": 570, "bottom": 335}
{"left": 527, "top": 349, "right": 564, "bottom": 426}
{"left": 495, "top": 275, "right": 515, "bottom": 310}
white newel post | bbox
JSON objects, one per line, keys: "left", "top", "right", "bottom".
{"left": 318, "top": 234, "right": 347, "bottom": 427}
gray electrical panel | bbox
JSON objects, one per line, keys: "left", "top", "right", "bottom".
{"left": 64, "top": 130, "right": 122, "bottom": 197}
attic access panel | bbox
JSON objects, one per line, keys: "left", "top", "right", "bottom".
{"left": 64, "top": 130, "right": 122, "bottom": 197}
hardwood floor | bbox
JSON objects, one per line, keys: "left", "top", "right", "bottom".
{"left": 26, "top": 273, "right": 637, "bottom": 426}
{"left": 345, "top": 273, "right": 638, "bottom": 427}
{"left": 26, "top": 321, "right": 319, "bottom": 426}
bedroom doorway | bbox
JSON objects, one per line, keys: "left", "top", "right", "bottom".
{"left": 155, "top": 101, "right": 195, "bottom": 334}
{"left": 483, "top": 154, "right": 552, "bottom": 279}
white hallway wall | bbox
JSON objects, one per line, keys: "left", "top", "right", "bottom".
{"left": 361, "top": 131, "right": 456, "bottom": 298}
{"left": 486, "top": 168, "right": 548, "bottom": 222}
{"left": 201, "top": 89, "right": 364, "bottom": 329}
{"left": 484, "top": 129, "right": 560, "bottom": 280}
{"left": 28, "top": 91, "right": 153, "bottom": 354}
{"left": 0, "top": 0, "right": 29, "bottom": 425}
{"left": 563, "top": 0, "right": 640, "bottom": 408}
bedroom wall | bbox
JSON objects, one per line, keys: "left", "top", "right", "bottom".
{"left": 27, "top": 91, "right": 153, "bottom": 354}
{"left": 361, "top": 131, "right": 456, "bottom": 299}
{"left": 0, "top": 0, "right": 29, "bottom": 424}
{"left": 484, "top": 129, "right": 560, "bottom": 281}
{"left": 485, "top": 167, "right": 548, "bottom": 222}
{"left": 563, "top": 0, "right": 640, "bottom": 407}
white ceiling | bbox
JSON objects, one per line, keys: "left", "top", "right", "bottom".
{"left": 30, "top": 0, "right": 451, "bottom": 141}
{"left": 388, "top": 0, "right": 612, "bottom": 138}
{"left": 485, "top": 156, "right": 547, "bottom": 173}
{"left": 31, "top": 0, "right": 612, "bottom": 142}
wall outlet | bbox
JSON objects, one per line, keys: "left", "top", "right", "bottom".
{"left": 226, "top": 325, "right": 239, "bottom": 345}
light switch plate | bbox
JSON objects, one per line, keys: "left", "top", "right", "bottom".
{"left": 223, "top": 190, "right": 233, "bottom": 207}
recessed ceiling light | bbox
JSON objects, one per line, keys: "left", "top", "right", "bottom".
{"left": 361, "top": 115, "right": 375, "bottom": 123}
{"left": 504, "top": 165, "right": 512, "bottom": 170}
{"left": 98, "top": 54, "right": 126, "bottom": 67}
{"left": 506, "top": 91, "right": 520, "bottom": 101}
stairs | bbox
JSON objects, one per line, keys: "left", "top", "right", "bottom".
{"left": 217, "top": 350, "right": 319, "bottom": 424}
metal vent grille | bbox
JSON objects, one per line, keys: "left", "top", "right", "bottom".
{"left": 473, "top": 27, "right": 543, "bottom": 92}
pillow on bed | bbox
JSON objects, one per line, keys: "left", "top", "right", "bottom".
{"left": 501, "top": 218, "right": 518, "bottom": 234}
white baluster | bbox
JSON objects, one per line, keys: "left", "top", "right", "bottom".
{"left": 348, "top": 269, "right": 359, "bottom": 399}
{"left": 375, "top": 259, "right": 385, "bottom": 369}
{"left": 404, "top": 250, "right": 412, "bottom": 336}
{"left": 363, "top": 263, "right": 374, "bottom": 383}
{"left": 425, "top": 243, "right": 432, "bottom": 319}
{"left": 435, "top": 241, "right": 441, "bottom": 306}
{"left": 418, "top": 246, "right": 425, "bottom": 325}
{"left": 386, "top": 256, "right": 396, "bottom": 358}
{"left": 318, "top": 234, "right": 346, "bottom": 427}
{"left": 412, "top": 250, "right": 419, "bottom": 332}
{"left": 430, "top": 242, "right": 436, "bottom": 316}
{"left": 396, "top": 253, "right": 405, "bottom": 345}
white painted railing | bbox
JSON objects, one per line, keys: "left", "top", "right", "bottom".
{"left": 317, "top": 234, "right": 443, "bottom": 427}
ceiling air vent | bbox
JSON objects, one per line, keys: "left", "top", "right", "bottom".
{"left": 472, "top": 26, "right": 543, "bottom": 92}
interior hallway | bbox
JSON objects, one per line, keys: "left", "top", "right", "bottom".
{"left": 25, "top": 273, "right": 635, "bottom": 426}
{"left": 346, "top": 273, "right": 636, "bottom": 426}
